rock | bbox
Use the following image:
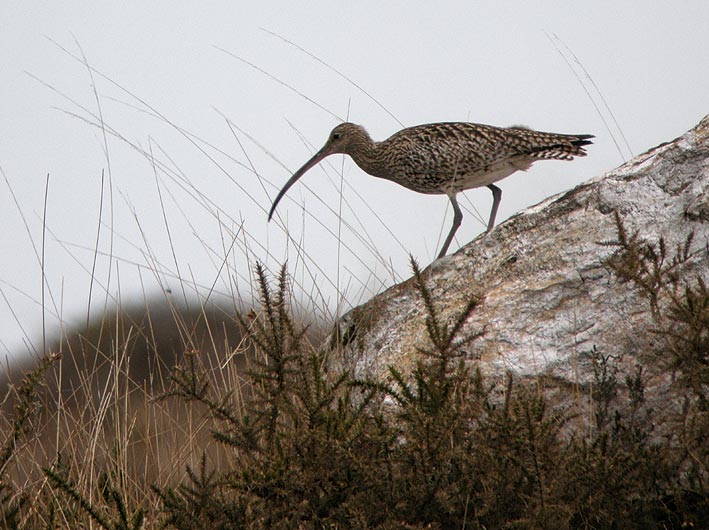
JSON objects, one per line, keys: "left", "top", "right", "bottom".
{"left": 329, "top": 116, "right": 709, "bottom": 408}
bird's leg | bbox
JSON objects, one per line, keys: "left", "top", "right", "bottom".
{"left": 438, "top": 194, "right": 463, "bottom": 259}
{"left": 486, "top": 184, "right": 502, "bottom": 232}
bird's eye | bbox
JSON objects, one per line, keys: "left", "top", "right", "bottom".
{"left": 332, "top": 132, "right": 342, "bottom": 140}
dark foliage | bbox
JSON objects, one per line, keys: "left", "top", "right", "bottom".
{"left": 43, "top": 462, "right": 144, "bottom": 530}
{"left": 0, "top": 353, "right": 59, "bottom": 530}
{"left": 152, "top": 250, "right": 708, "bottom": 528}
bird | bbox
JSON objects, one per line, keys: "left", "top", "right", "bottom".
{"left": 268, "top": 122, "right": 593, "bottom": 258}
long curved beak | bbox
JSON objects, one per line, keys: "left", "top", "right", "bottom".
{"left": 268, "top": 147, "right": 330, "bottom": 221}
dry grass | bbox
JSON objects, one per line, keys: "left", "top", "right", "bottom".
{"left": 1, "top": 300, "right": 252, "bottom": 526}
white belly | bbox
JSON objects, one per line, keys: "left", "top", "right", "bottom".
{"left": 446, "top": 157, "right": 534, "bottom": 193}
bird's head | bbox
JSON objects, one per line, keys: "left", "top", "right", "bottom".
{"left": 267, "top": 123, "right": 371, "bottom": 221}
{"left": 320, "top": 122, "right": 369, "bottom": 155}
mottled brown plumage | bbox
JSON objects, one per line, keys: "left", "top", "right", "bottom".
{"left": 269, "top": 122, "right": 593, "bottom": 258}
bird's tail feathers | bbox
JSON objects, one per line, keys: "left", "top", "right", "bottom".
{"left": 528, "top": 134, "right": 594, "bottom": 160}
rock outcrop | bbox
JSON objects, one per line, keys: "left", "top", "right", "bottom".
{"left": 330, "top": 115, "right": 709, "bottom": 413}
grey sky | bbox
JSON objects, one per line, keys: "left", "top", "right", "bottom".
{"left": 2, "top": 2, "right": 708, "bottom": 361}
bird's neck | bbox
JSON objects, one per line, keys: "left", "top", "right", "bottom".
{"left": 348, "top": 137, "right": 385, "bottom": 177}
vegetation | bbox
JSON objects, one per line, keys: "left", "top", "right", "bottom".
{"left": 1, "top": 217, "right": 707, "bottom": 528}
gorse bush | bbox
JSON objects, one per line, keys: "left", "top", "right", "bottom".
{"left": 1, "top": 216, "right": 707, "bottom": 528}
{"left": 601, "top": 213, "right": 708, "bottom": 516}
{"left": 156, "top": 263, "right": 387, "bottom": 528}
{"left": 1, "top": 353, "right": 60, "bottom": 529}
{"left": 151, "top": 248, "right": 707, "bottom": 528}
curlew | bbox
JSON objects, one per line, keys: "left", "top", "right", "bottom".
{"left": 268, "top": 122, "right": 593, "bottom": 258}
